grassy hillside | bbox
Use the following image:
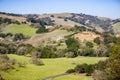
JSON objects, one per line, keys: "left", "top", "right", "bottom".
{"left": 112, "top": 22, "right": 120, "bottom": 33}
{"left": 38, "top": 13, "right": 83, "bottom": 27}
{"left": 0, "top": 54, "right": 106, "bottom": 80}
{"left": 2, "top": 24, "right": 37, "bottom": 37}
{"left": 25, "top": 29, "right": 73, "bottom": 46}
{"left": 0, "top": 14, "right": 26, "bottom": 22}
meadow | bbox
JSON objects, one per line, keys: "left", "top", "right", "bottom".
{"left": 2, "top": 24, "right": 37, "bottom": 37}
{"left": 0, "top": 54, "right": 106, "bottom": 80}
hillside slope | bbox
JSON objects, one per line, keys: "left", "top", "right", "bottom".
{"left": 25, "top": 29, "right": 73, "bottom": 46}
{"left": 1, "top": 12, "right": 120, "bottom": 34}
{"left": 0, "top": 14, "right": 26, "bottom": 23}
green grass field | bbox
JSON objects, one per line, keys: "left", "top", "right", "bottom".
{"left": 0, "top": 54, "right": 106, "bottom": 80}
{"left": 2, "top": 24, "right": 37, "bottom": 37}
{"left": 54, "top": 74, "right": 92, "bottom": 80}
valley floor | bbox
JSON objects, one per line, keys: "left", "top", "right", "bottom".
{"left": 0, "top": 54, "right": 106, "bottom": 80}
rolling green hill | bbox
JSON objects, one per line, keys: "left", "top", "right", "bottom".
{"left": 2, "top": 24, "right": 37, "bottom": 37}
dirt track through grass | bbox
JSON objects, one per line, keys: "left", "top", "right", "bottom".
{"left": 42, "top": 73, "right": 72, "bottom": 80}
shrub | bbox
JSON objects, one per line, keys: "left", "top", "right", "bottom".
{"left": 0, "top": 54, "right": 26, "bottom": 71}
{"left": 66, "top": 69, "right": 75, "bottom": 73}
{"left": 86, "top": 42, "right": 93, "bottom": 48}
{"left": 17, "top": 47, "right": 27, "bottom": 55}
{"left": 65, "top": 52, "right": 75, "bottom": 58}
{"left": 65, "top": 38, "right": 79, "bottom": 53}
{"left": 94, "top": 37, "right": 101, "bottom": 44}
{"left": 0, "top": 46, "right": 8, "bottom": 54}
{"left": 31, "top": 57, "right": 44, "bottom": 65}
{"left": 36, "top": 26, "right": 48, "bottom": 33}
{"left": 93, "top": 38, "right": 120, "bottom": 80}
{"left": 0, "top": 74, "right": 5, "bottom": 80}
{"left": 66, "top": 63, "right": 95, "bottom": 76}
{"left": 13, "top": 33, "right": 24, "bottom": 41}
{"left": 81, "top": 47, "right": 94, "bottom": 56}
{"left": 93, "top": 70, "right": 107, "bottom": 80}
{"left": 74, "top": 63, "right": 87, "bottom": 73}
{"left": 41, "top": 47, "right": 56, "bottom": 58}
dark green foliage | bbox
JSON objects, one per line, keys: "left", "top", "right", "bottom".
{"left": 91, "top": 29, "right": 101, "bottom": 34}
{"left": 0, "top": 17, "right": 21, "bottom": 25}
{"left": 6, "top": 33, "right": 13, "bottom": 37}
{"left": 68, "top": 25, "right": 87, "bottom": 32}
{"left": 0, "top": 42, "right": 36, "bottom": 55}
{"left": 50, "top": 15, "right": 54, "bottom": 17}
{"left": 61, "top": 13, "right": 111, "bottom": 29}
{"left": 106, "top": 40, "right": 120, "bottom": 80}
{"left": 0, "top": 33, "right": 13, "bottom": 38}
{"left": 64, "top": 18, "right": 68, "bottom": 21}
{"left": 86, "top": 64, "right": 95, "bottom": 76}
{"left": 65, "top": 38, "right": 79, "bottom": 53}
{"left": 0, "top": 12, "right": 22, "bottom": 17}
{"left": 27, "top": 17, "right": 54, "bottom": 27}
{"left": 75, "top": 63, "right": 87, "bottom": 73}
{"left": 3, "top": 18, "right": 12, "bottom": 24}
{"left": 0, "top": 43, "right": 16, "bottom": 54}
{"left": 56, "top": 49, "right": 67, "bottom": 57}
{"left": 94, "top": 37, "right": 101, "bottom": 44}
{"left": 103, "top": 32, "right": 116, "bottom": 44}
{"left": 17, "top": 44, "right": 35, "bottom": 55}
{"left": 93, "top": 38, "right": 120, "bottom": 80}
{"left": 86, "top": 42, "right": 93, "bottom": 48}
{"left": 66, "top": 69, "right": 75, "bottom": 73}
{"left": 0, "top": 46, "right": 8, "bottom": 54}
{"left": 95, "top": 60, "right": 108, "bottom": 71}
{"left": 36, "top": 26, "right": 48, "bottom": 33}
{"left": 81, "top": 47, "right": 94, "bottom": 56}
{"left": 74, "top": 25, "right": 86, "bottom": 32}
{"left": 67, "top": 63, "right": 95, "bottom": 75}
{"left": 13, "top": 33, "right": 24, "bottom": 41}
{"left": 41, "top": 46, "right": 56, "bottom": 58}
{"left": 0, "top": 17, "right": 2, "bottom": 24}
{"left": 27, "top": 17, "right": 37, "bottom": 23}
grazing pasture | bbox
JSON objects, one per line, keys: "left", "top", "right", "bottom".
{"left": 0, "top": 54, "right": 106, "bottom": 80}
{"left": 2, "top": 24, "right": 37, "bottom": 37}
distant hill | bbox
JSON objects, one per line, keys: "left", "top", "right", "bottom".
{"left": 19, "top": 13, "right": 120, "bottom": 33}
{"left": 0, "top": 12, "right": 26, "bottom": 23}
{"left": 0, "top": 12, "right": 120, "bottom": 34}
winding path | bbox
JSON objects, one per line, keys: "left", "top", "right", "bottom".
{"left": 42, "top": 73, "right": 72, "bottom": 80}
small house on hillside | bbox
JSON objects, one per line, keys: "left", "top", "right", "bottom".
{"left": 45, "top": 25, "right": 53, "bottom": 29}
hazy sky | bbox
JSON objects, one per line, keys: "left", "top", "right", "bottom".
{"left": 0, "top": 0, "right": 120, "bottom": 19}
